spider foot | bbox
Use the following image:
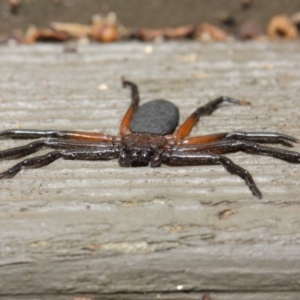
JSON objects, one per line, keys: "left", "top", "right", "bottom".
{"left": 0, "top": 152, "right": 62, "bottom": 180}
{"left": 239, "top": 99, "right": 251, "bottom": 106}
{"left": 246, "top": 176, "right": 262, "bottom": 199}
{"left": 0, "top": 169, "right": 15, "bottom": 179}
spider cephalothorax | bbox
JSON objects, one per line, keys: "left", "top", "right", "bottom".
{"left": 0, "top": 78, "right": 300, "bottom": 198}
{"left": 120, "top": 133, "right": 168, "bottom": 167}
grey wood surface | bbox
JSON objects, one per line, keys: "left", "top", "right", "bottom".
{"left": 0, "top": 41, "right": 300, "bottom": 299}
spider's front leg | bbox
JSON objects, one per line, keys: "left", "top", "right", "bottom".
{"left": 120, "top": 78, "right": 140, "bottom": 136}
{"left": 183, "top": 131, "right": 300, "bottom": 146}
{"left": 173, "top": 96, "right": 250, "bottom": 140}
{"left": 0, "top": 147, "right": 119, "bottom": 179}
{"left": 0, "top": 129, "right": 113, "bottom": 142}
{"left": 162, "top": 150, "right": 262, "bottom": 198}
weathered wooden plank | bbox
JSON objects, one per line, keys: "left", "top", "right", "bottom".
{"left": 0, "top": 42, "right": 300, "bottom": 299}
{"left": 1, "top": 292, "right": 300, "bottom": 300}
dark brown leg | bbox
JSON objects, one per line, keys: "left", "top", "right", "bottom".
{"left": 0, "top": 129, "right": 113, "bottom": 142}
{"left": 0, "top": 139, "right": 114, "bottom": 160}
{"left": 176, "top": 140, "right": 300, "bottom": 163}
{"left": 173, "top": 97, "right": 250, "bottom": 140}
{"left": 120, "top": 78, "right": 140, "bottom": 136}
{"left": 0, "top": 148, "right": 119, "bottom": 179}
{"left": 163, "top": 151, "right": 261, "bottom": 198}
{"left": 181, "top": 133, "right": 227, "bottom": 145}
{"left": 224, "top": 131, "right": 300, "bottom": 145}
{"left": 183, "top": 131, "right": 299, "bottom": 146}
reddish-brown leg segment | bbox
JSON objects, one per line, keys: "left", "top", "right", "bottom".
{"left": 173, "top": 97, "right": 250, "bottom": 141}
{"left": 182, "top": 131, "right": 300, "bottom": 146}
{"left": 0, "top": 129, "right": 113, "bottom": 142}
{"left": 119, "top": 78, "right": 140, "bottom": 136}
{"left": 182, "top": 133, "right": 227, "bottom": 145}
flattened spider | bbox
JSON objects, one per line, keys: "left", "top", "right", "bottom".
{"left": 1, "top": 78, "right": 300, "bottom": 198}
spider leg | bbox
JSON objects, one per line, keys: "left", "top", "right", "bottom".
{"left": 0, "top": 129, "right": 113, "bottom": 142}
{"left": 0, "top": 148, "right": 119, "bottom": 179}
{"left": 173, "top": 96, "right": 250, "bottom": 140}
{"left": 120, "top": 78, "right": 140, "bottom": 136}
{"left": 162, "top": 151, "right": 261, "bottom": 198}
{"left": 177, "top": 140, "right": 300, "bottom": 163}
{"left": 183, "top": 131, "right": 299, "bottom": 146}
{"left": 224, "top": 131, "right": 299, "bottom": 146}
{"left": 0, "top": 139, "right": 114, "bottom": 160}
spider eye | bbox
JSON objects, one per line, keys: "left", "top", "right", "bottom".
{"left": 139, "top": 150, "right": 151, "bottom": 164}
{"left": 141, "top": 151, "right": 148, "bottom": 159}
{"left": 131, "top": 149, "right": 139, "bottom": 159}
{"left": 129, "top": 149, "right": 150, "bottom": 165}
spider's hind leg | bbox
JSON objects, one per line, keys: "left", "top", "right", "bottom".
{"left": 0, "top": 139, "right": 56, "bottom": 160}
{"left": 0, "top": 139, "right": 114, "bottom": 160}
{"left": 0, "top": 148, "right": 118, "bottom": 179}
{"left": 0, "top": 151, "right": 63, "bottom": 179}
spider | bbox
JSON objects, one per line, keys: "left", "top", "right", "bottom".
{"left": 0, "top": 78, "right": 300, "bottom": 199}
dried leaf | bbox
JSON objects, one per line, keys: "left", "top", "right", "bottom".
{"left": 163, "top": 24, "right": 195, "bottom": 39}
{"left": 9, "top": 0, "right": 21, "bottom": 15}
{"left": 135, "top": 24, "right": 195, "bottom": 41}
{"left": 238, "top": 21, "right": 264, "bottom": 40}
{"left": 267, "top": 15, "right": 298, "bottom": 40}
{"left": 195, "top": 23, "right": 228, "bottom": 42}
{"left": 218, "top": 209, "right": 235, "bottom": 220}
{"left": 89, "top": 13, "right": 121, "bottom": 42}
{"left": 25, "top": 25, "right": 69, "bottom": 44}
{"left": 51, "top": 22, "right": 92, "bottom": 38}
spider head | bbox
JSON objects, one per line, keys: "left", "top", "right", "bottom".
{"left": 120, "top": 133, "right": 166, "bottom": 167}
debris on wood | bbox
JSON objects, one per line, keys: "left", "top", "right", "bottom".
{"left": 97, "top": 84, "right": 108, "bottom": 91}
{"left": 193, "top": 73, "right": 211, "bottom": 80}
{"left": 218, "top": 209, "right": 235, "bottom": 220}
{"left": 194, "top": 23, "right": 229, "bottom": 42}
{"left": 9, "top": 0, "right": 21, "bottom": 15}
{"left": 162, "top": 24, "right": 195, "bottom": 39}
{"left": 143, "top": 45, "right": 153, "bottom": 53}
{"left": 290, "top": 11, "right": 300, "bottom": 30}
{"left": 219, "top": 12, "right": 236, "bottom": 27}
{"left": 267, "top": 15, "right": 298, "bottom": 40}
{"left": 0, "top": 30, "right": 25, "bottom": 44}
{"left": 63, "top": 40, "right": 78, "bottom": 53}
{"left": 202, "top": 294, "right": 211, "bottom": 300}
{"left": 241, "top": 0, "right": 253, "bottom": 10}
{"left": 26, "top": 13, "right": 123, "bottom": 44}
{"left": 51, "top": 22, "right": 92, "bottom": 39}
{"left": 25, "top": 25, "right": 70, "bottom": 43}
{"left": 90, "top": 13, "right": 121, "bottom": 42}
{"left": 73, "top": 297, "right": 95, "bottom": 300}
{"left": 3, "top": 10, "right": 300, "bottom": 45}
{"left": 135, "top": 24, "right": 195, "bottom": 41}
{"left": 238, "top": 21, "right": 264, "bottom": 40}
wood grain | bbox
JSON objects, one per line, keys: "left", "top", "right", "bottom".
{"left": 0, "top": 42, "right": 300, "bottom": 299}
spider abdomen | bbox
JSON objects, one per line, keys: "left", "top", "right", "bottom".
{"left": 130, "top": 99, "right": 179, "bottom": 135}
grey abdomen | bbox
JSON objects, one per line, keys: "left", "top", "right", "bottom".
{"left": 130, "top": 99, "right": 179, "bottom": 135}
